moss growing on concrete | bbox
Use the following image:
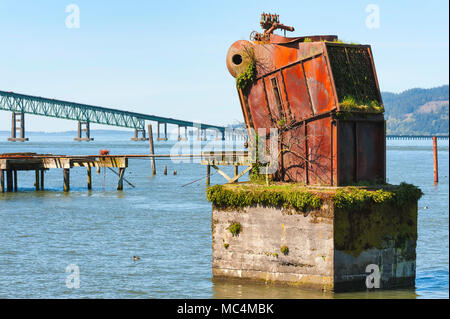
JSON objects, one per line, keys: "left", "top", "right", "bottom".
{"left": 228, "top": 222, "right": 241, "bottom": 236}
{"left": 206, "top": 184, "right": 323, "bottom": 213}
{"left": 280, "top": 246, "right": 289, "bottom": 256}
{"left": 334, "top": 182, "right": 422, "bottom": 257}
{"left": 332, "top": 182, "right": 423, "bottom": 211}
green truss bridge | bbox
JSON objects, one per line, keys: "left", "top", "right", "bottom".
{"left": 0, "top": 90, "right": 227, "bottom": 141}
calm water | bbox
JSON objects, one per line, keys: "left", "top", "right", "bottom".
{"left": 0, "top": 131, "right": 448, "bottom": 299}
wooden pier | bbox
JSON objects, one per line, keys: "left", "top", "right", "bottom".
{"left": 201, "top": 151, "right": 251, "bottom": 185}
{"left": 0, "top": 153, "right": 130, "bottom": 192}
{"left": 0, "top": 151, "right": 253, "bottom": 193}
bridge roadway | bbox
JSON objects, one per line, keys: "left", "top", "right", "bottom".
{"left": 0, "top": 90, "right": 226, "bottom": 141}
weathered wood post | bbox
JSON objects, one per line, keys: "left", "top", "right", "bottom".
{"left": 40, "top": 170, "right": 44, "bottom": 190}
{"left": 13, "top": 170, "right": 17, "bottom": 192}
{"left": 433, "top": 136, "right": 438, "bottom": 183}
{"left": 148, "top": 124, "right": 156, "bottom": 175}
{"left": 0, "top": 169, "right": 4, "bottom": 193}
{"left": 117, "top": 168, "right": 125, "bottom": 190}
{"left": 234, "top": 165, "right": 239, "bottom": 182}
{"left": 87, "top": 165, "right": 92, "bottom": 190}
{"left": 35, "top": 170, "right": 40, "bottom": 191}
{"left": 6, "top": 170, "right": 12, "bottom": 192}
{"left": 206, "top": 165, "right": 211, "bottom": 186}
{"left": 63, "top": 169, "right": 70, "bottom": 192}
{"left": 164, "top": 165, "right": 167, "bottom": 175}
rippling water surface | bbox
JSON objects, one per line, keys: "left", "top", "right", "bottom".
{"left": 0, "top": 131, "right": 448, "bottom": 298}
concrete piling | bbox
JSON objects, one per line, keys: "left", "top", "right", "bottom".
{"left": 74, "top": 121, "right": 93, "bottom": 141}
{"left": 8, "top": 112, "right": 28, "bottom": 142}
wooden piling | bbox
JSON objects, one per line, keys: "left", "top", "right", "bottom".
{"left": 148, "top": 124, "right": 156, "bottom": 175}
{"left": 234, "top": 165, "right": 239, "bottom": 182}
{"left": 13, "top": 170, "right": 17, "bottom": 192}
{"left": 87, "top": 165, "right": 92, "bottom": 190}
{"left": 40, "top": 170, "right": 44, "bottom": 190}
{"left": 35, "top": 170, "right": 40, "bottom": 191}
{"left": 63, "top": 168, "right": 70, "bottom": 192}
{"left": 433, "top": 136, "right": 438, "bottom": 183}
{"left": 164, "top": 165, "right": 167, "bottom": 175}
{"left": 6, "top": 170, "right": 13, "bottom": 192}
{"left": 117, "top": 168, "right": 125, "bottom": 190}
{"left": 206, "top": 165, "right": 210, "bottom": 186}
{"left": 0, "top": 169, "right": 4, "bottom": 193}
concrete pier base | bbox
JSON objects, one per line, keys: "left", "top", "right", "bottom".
{"left": 210, "top": 185, "right": 419, "bottom": 292}
{"left": 74, "top": 121, "right": 94, "bottom": 141}
{"left": 131, "top": 128, "right": 148, "bottom": 141}
{"left": 8, "top": 112, "right": 29, "bottom": 142}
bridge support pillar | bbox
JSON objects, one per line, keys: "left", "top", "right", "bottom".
{"left": 157, "top": 122, "right": 168, "bottom": 141}
{"left": 8, "top": 112, "right": 29, "bottom": 142}
{"left": 215, "top": 130, "right": 225, "bottom": 141}
{"left": 196, "top": 128, "right": 207, "bottom": 141}
{"left": 74, "top": 121, "right": 94, "bottom": 141}
{"left": 177, "top": 126, "right": 188, "bottom": 141}
{"left": 131, "top": 128, "right": 148, "bottom": 141}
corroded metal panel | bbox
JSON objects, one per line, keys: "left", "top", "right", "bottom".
{"left": 226, "top": 18, "right": 385, "bottom": 186}
{"left": 281, "top": 63, "right": 313, "bottom": 121}
{"left": 306, "top": 117, "right": 332, "bottom": 185}
{"left": 303, "top": 55, "right": 335, "bottom": 115}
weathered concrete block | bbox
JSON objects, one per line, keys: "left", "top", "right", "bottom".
{"left": 208, "top": 184, "right": 421, "bottom": 292}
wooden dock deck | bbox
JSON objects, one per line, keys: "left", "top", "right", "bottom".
{"left": 0, "top": 151, "right": 252, "bottom": 192}
{"left": 0, "top": 153, "right": 129, "bottom": 192}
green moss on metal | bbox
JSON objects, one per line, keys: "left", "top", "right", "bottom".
{"left": 206, "top": 184, "right": 323, "bottom": 213}
{"left": 236, "top": 62, "right": 256, "bottom": 90}
{"left": 339, "top": 95, "right": 384, "bottom": 114}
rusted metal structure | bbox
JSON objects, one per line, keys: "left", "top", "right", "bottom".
{"left": 226, "top": 13, "right": 386, "bottom": 186}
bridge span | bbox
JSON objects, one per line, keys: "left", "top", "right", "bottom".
{"left": 0, "top": 90, "right": 226, "bottom": 141}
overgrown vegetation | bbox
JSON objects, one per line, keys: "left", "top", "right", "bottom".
{"left": 206, "top": 184, "right": 323, "bottom": 213}
{"left": 228, "top": 222, "right": 241, "bottom": 236}
{"left": 339, "top": 95, "right": 384, "bottom": 114}
{"left": 236, "top": 62, "right": 256, "bottom": 90}
{"left": 236, "top": 46, "right": 257, "bottom": 90}
{"left": 280, "top": 245, "right": 289, "bottom": 255}
{"left": 332, "top": 182, "right": 423, "bottom": 211}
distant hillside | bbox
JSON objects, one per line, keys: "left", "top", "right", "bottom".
{"left": 382, "top": 85, "right": 449, "bottom": 135}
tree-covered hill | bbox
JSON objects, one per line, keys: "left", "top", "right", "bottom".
{"left": 382, "top": 85, "right": 449, "bottom": 135}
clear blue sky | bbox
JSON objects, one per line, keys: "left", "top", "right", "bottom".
{"left": 0, "top": 0, "right": 448, "bottom": 132}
